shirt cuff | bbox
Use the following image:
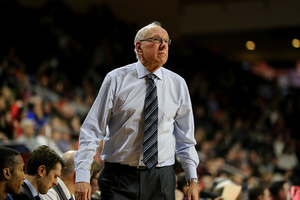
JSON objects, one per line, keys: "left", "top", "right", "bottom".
{"left": 75, "top": 170, "right": 91, "bottom": 183}
{"left": 184, "top": 166, "right": 198, "bottom": 181}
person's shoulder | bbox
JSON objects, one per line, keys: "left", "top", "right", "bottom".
{"left": 5, "top": 194, "right": 14, "bottom": 200}
{"left": 161, "top": 67, "right": 186, "bottom": 83}
{"left": 40, "top": 188, "right": 58, "bottom": 200}
{"left": 16, "top": 135, "right": 25, "bottom": 141}
{"left": 11, "top": 189, "right": 31, "bottom": 200}
{"left": 19, "top": 183, "right": 33, "bottom": 200}
{"left": 107, "top": 62, "right": 137, "bottom": 77}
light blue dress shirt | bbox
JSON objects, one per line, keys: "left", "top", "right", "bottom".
{"left": 24, "top": 179, "right": 39, "bottom": 197}
{"left": 75, "top": 61, "right": 199, "bottom": 183}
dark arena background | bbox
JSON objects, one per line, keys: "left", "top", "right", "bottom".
{"left": 0, "top": 0, "right": 300, "bottom": 199}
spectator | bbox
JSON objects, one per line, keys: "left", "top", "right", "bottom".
{"left": 269, "top": 181, "right": 290, "bottom": 200}
{"left": 248, "top": 186, "right": 271, "bottom": 200}
{"left": 17, "top": 119, "right": 42, "bottom": 152}
{"left": 36, "top": 124, "right": 63, "bottom": 156}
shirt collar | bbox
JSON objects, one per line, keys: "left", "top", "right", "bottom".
{"left": 24, "top": 179, "right": 39, "bottom": 197}
{"left": 6, "top": 194, "right": 13, "bottom": 200}
{"left": 136, "top": 60, "right": 163, "bottom": 80}
{"left": 57, "top": 177, "right": 71, "bottom": 198}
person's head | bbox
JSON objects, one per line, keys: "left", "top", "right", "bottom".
{"left": 0, "top": 147, "right": 25, "bottom": 195}
{"left": 269, "top": 181, "right": 290, "bottom": 200}
{"left": 26, "top": 145, "right": 65, "bottom": 194}
{"left": 249, "top": 186, "right": 271, "bottom": 200}
{"left": 60, "top": 150, "right": 76, "bottom": 180}
{"left": 20, "top": 118, "right": 35, "bottom": 138}
{"left": 134, "top": 21, "right": 170, "bottom": 72}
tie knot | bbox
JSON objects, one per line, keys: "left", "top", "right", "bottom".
{"left": 147, "top": 74, "right": 156, "bottom": 81}
{"left": 34, "top": 195, "right": 41, "bottom": 200}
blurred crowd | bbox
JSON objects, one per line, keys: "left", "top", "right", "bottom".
{"left": 0, "top": 0, "right": 299, "bottom": 199}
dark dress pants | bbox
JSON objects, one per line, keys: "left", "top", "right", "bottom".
{"left": 98, "top": 162, "right": 176, "bottom": 200}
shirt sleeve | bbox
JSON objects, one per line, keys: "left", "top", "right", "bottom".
{"left": 75, "top": 74, "right": 114, "bottom": 183}
{"left": 174, "top": 80, "right": 199, "bottom": 181}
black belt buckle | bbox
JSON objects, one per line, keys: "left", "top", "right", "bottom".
{"left": 137, "top": 166, "right": 147, "bottom": 169}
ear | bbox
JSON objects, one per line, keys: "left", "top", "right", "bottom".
{"left": 37, "top": 165, "right": 46, "bottom": 177}
{"left": 135, "top": 42, "right": 143, "bottom": 54}
{"left": 72, "top": 171, "right": 76, "bottom": 181}
{"left": 257, "top": 194, "right": 263, "bottom": 200}
{"left": 3, "top": 168, "right": 11, "bottom": 180}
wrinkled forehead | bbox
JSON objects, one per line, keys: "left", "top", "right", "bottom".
{"left": 145, "top": 25, "right": 169, "bottom": 38}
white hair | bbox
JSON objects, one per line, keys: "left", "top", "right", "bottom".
{"left": 133, "top": 21, "right": 162, "bottom": 59}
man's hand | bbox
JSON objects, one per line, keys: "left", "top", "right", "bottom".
{"left": 186, "top": 182, "right": 199, "bottom": 200}
{"left": 75, "top": 182, "right": 91, "bottom": 200}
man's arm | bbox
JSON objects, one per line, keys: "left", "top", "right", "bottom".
{"left": 174, "top": 80, "right": 200, "bottom": 199}
{"left": 174, "top": 80, "right": 199, "bottom": 179}
{"left": 74, "top": 75, "right": 114, "bottom": 200}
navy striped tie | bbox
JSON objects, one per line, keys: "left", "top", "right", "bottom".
{"left": 34, "top": 196, "right": 41, "bottom": 200}
{"left": 143, "top": 74, "right": 158, "bottom": 169}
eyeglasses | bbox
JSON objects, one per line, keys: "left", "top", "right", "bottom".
{"left": 140, "top": 37, "right": 171, "bottom": 45}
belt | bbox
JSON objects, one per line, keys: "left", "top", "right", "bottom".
{"left": 136, "top": 165, "right": 147, "bottom": 169}
{"left": 105, "top": 162, "right": 148, "bottom": 170}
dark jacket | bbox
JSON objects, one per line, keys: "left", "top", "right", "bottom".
{"left": 11, "top": 182, "right": 35, "bottom": 200}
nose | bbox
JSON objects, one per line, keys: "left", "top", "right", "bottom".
{"left": 53, "top": 179, "right": 58, "bottom": 186}
{"left": 159, "top": 40, "right": 167, "bottom": 49}
{"left": 22, "top": 172, "right": 25, "bottom": 180}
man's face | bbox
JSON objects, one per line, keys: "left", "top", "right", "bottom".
{"left": 23, "top": 122, "right": 35, "bottom": 137}
{"left": 38, "top": 163, "right": 62, "bottom": 194}
{"left": 263, "top": 188, "right": 271, "bottom": 200}
{"left": 7, "top": 155, "right": 25, "bottom": 195}
{"left": 138, "top": 25, "right": 169, "bottom": 70}
{"left": 281, "top": 182, "right": 290, "bottom": 200}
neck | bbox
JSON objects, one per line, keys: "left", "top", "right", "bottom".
{"left": 26, "top": 175, "right": 39, "bottom": 193}
{"left": 0, "top": 183, "right": 7, "bottom": 200}
{"left": 60, "top": 177, "right": 75, "bottom": 195}
{"left": 24, "top": 134, "right": 32, "bottom": 139}
{"left": 140, "top": 59, "right": 161, "bottom": 73}
{"left": 0, "top": 194, "right": 6, "bottom": 200}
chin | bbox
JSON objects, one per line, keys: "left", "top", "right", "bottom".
{"left": 16, "top": 189, "right": 22, "bottom": 195}
{"left": 160, "top": 57, "right": 168, "bottom": 64}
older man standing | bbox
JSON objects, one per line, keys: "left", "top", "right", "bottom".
{"left": 75, "top": 21, "right": 199, "bottom": 200}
